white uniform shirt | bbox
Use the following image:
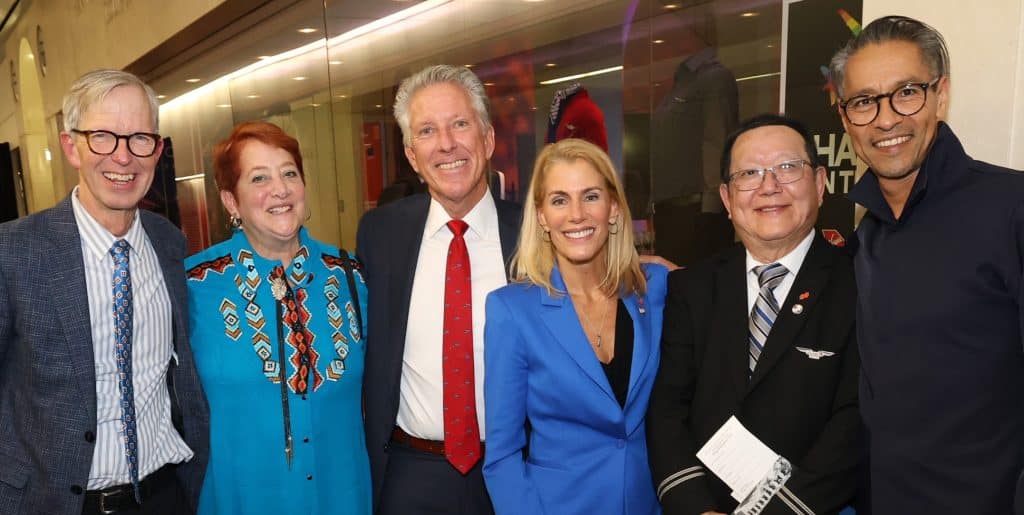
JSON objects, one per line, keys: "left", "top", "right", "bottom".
{"left": 397, "top": 193, "right": 507, "bottom": 441}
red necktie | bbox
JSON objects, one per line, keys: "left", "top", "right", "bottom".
{"left": 443, "top": 219, "right": 481, "bottom": 474}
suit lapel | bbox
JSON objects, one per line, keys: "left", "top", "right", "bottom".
{"left": 748, "top": 233, "right": 834, "bottom": 389}
{"left": 494, "top": 196, "right": 521, "bottom": 276}
{"left": 141, "top": 213, "right": 186, "bottom": 352}
{"left": 538, "top": 268, "right": 617, "bottom": 404}
{"left": 716, "top": 248, "right": 754, "bottom": 398}
{"left": 47, "top": 198, "right": 98, "bottom": 394}
{"left": 623, "top": 291, "right": 650, "bottom": 409}
{"left": 390, "top": 194, "right": 430, "bottom": 359}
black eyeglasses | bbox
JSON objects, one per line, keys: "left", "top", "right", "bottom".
{"left": 70, "top": 129, "right": 161, "bottom": 158}
{"left": 727, "top": 159, "right": 810, "bottom": 191}
{"left": 839, "top": 78, "right": 941, "bottom": 126}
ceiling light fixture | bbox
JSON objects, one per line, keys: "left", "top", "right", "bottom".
{"left": 539, "top": 65, "right": 623, "bottom": 85}
{"left": 185, "top": 78, "right": 201, "bottom": 83}
{"left": 162, "top": 0, "right": 451, "bottom": 107}
{"left": 293, "top": 76, "right": 307, "bottom": 81}
{"left": 741, "top": 12, "right": 758, "bottom": 17}
{"left": 734, "top": 71, "right": 781, "bottom": 82}
{"left": 298, "top": 28, "right": 318, "bottom": 34}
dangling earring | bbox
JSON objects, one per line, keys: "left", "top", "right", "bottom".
{"left": 230, "top": 214, "right": 243, "bottom": 229}
{"left": 608, "top": 217, "right": 619, "bottom": 235}
{"left": 541, "top": 228, "right": 551, "bottom": 242}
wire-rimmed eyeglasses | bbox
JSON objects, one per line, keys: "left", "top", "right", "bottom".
{"left": 727, "top": 159, "right": 811, "bottom": 191}
{"left": 70, "top": 129, "right": 161, "bottom": 158}
{"left": 839, "top": 78, "right": 941, "bottom": 126}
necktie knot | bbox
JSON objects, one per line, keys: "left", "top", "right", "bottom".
{"left": 754, "top": 263, "right": 787, "bottom": 291}
{"left": 447, "top": 219, "right": 469, "bottom": 239}
{"left": 110, "top": 239, "right": 131, "bottom": 263}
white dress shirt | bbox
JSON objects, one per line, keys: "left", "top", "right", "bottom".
{"left": 72, "top": 189, "right": 193, "bottom": 489}
{"left": 744, "top": 229, "right": 815, "bottom": 314}
{"left": 397, "top": 193, "right": 507, "bottom": 441}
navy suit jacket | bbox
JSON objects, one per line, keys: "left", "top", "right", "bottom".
{"left": 0, "top": 197, "right": 210, "bottom": 515}
{"left": 647, "top": 232, "right": 860, "bottom": 515}
{"left": 356, "top": 192, "right": 521, "bottom": 509}
{"left": 483, "top": 265, "right": 667, "bottom": 515}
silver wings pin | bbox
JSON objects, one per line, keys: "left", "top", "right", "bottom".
{"left": 795, "top": 347, "right": 835, "bottom": 360}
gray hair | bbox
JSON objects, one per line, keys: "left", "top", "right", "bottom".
{"left": 62, "top": 69, "right": 160, "bottom": 133}
{"left": 829, "top": 16, "right": 950, "bottom": 98}
{"left": 393, "top": 64, "right": 491, "bottom": 146}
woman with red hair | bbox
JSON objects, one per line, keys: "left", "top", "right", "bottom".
{"left": 185, "top": 121, "right": 370, "bottom": 514}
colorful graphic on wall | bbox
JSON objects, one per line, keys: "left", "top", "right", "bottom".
{"left": 781, "top": 0, "right": 863, "bottom": 237}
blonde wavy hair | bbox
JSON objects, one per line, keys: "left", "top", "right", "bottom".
{"left": 511, "top": 138, "right": 645, "bottom": 297}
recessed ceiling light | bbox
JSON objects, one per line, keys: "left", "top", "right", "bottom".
{"left": 329, "top": 60, "right": 343, "bottom": 65}
{"left": 246, "top": 94, "right": 261, "bottom": 99}
{"left": 767, "top": 43, "right": 775, "bottom": 48}
{"left": 464, "top": 64, "right": 474, "bottom": 68}
{"left": 375, "top": 104, "right": 383, "bottom": 108}
{"left": 484, "top": 82, "right": 495, "bottom": 86}
{"left": 309, "top": 103, "right": 321, "bottom": 107}
{"left": 216, "top": 104, "right": 232, "bottom": 108}
{"left": 297, "top": 27, "right": 317, "bottom": 34}
{"left": 741, "top": 12, "right": 758, "bottom": 17}
{"left": 156, "top": 94, "right": 167, "bottom": 99}
{"left": 293, "top": 76, "right": 307, "bottom": 81}
{"left": 662, "top": 3, "right": 680, "bottom": 8}
{"left": 336, "top": 94, "right": 348, "bottom": 99}
{"left": 545, "top": 63, "right": 557, "bottom": 68}
{"left": 185, "top": 78, "right": 201, "bottom": 83}
{"left": 258, "top": 55, "right": 271, "bottom": 60}
{"left": 653, "top": 39, "right": 665, "bottom": 44}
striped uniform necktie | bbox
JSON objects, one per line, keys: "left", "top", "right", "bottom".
{"left": 748, "top": 263, "right": 787, "bottom": 376}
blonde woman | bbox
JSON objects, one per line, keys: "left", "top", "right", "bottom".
{"left": 483, "top": 138, "right": 667, "bottom": 515}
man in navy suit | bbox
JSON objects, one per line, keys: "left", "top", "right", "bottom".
{"left": 648, "top": 114, "right": 860, "bottom": 515}
{"left": 357, "top": 65, "right": 519, "bottom": 514}
{"left": 0, "top": 70, "right": 209, "bottom": 514}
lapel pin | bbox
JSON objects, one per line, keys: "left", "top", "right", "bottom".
{"left": 791, "top": 303, "right": 804, "bottom": 315}
{"left": 798, "top": 291, "right": 810, "bottom": 300}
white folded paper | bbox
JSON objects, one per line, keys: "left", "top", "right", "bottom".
{"left": 696, "top": 416, "right": 781, "bottom": 502}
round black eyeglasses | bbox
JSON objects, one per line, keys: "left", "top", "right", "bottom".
{"left": 71, "top": 129, "right": 161, "bottom": 158}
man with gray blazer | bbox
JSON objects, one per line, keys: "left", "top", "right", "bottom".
{"left": 0, "top": 70, "right": 209, "bottom": 515}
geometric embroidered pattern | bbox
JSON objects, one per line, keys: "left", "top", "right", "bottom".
{"left": 109, "top": 239, "right": 140, "bottom": 502}
{"left": 234, "top": 249, "right": 279, "bottom": 382}
{"left": 748, "top": 263, "right": 788, "bottom": 375}
{"left": 324, "top": 275, "right": 349, "bottom": 381}
{"left": 220, "top": 299, "right": 242, "bottom": 340}
{"left": 345, "top": 301, "right": 361, "bottom": 344}
{"left": 186, "top": 253, "right": 233, "bottom": 281}
{"left": 271, "top": 265, "right": 322, "bottom": 394}
{"left": 288, "top": 247, "right": 309, "bottom": 286}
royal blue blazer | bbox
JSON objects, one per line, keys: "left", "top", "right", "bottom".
{"left": 483, "top": 264, "right": 668, "bottom": 515}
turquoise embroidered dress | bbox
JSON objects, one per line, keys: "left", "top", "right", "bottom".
{"left": 186, "top": 228, "right": 370, "bottom": 515}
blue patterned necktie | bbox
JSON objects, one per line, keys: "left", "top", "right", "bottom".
{"left": 748, "top": 263, "right": 788, "bottom": 376}
{"left": 110, "top": 239, "right": 140, "bottom": 502}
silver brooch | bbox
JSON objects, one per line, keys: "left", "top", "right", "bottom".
{"left": 270, "top": 276, "right": 287, "bottom": 301}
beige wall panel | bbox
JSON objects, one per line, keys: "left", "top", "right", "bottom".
{"left": 862, "top": 0, "right": 1024, "bottom": 168}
